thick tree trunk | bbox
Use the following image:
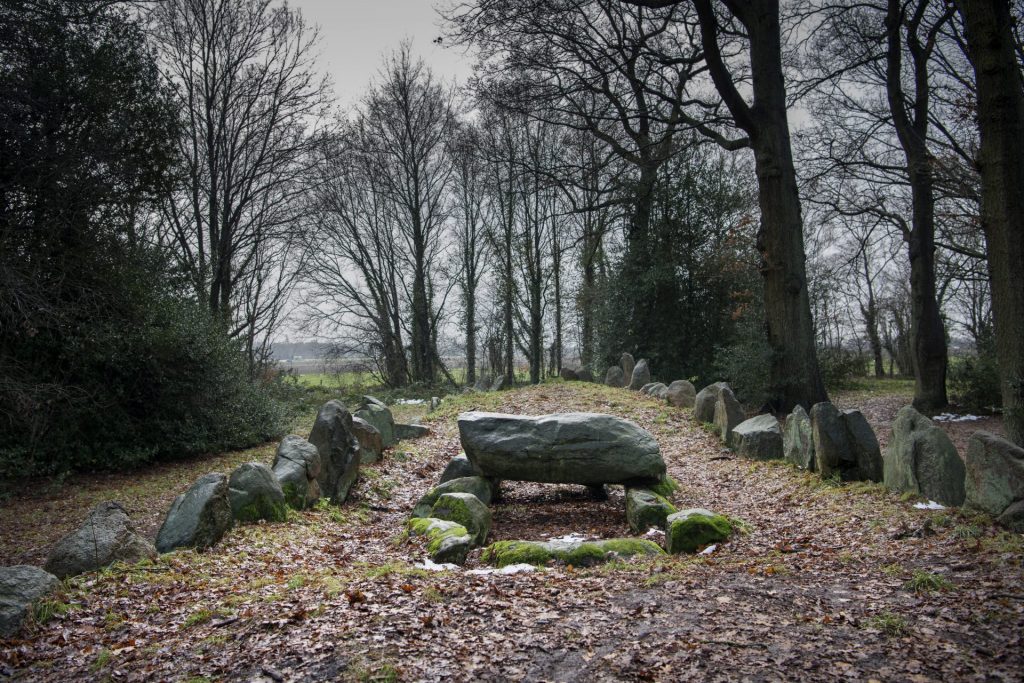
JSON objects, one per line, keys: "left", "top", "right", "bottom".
{"left": 957, "top": 0, "right": 1024, "bottom": 445}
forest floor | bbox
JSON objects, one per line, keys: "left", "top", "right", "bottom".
{"left": 0, "top": 382, "right": 1021, "bottom": 682}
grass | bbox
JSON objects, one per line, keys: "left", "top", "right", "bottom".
{"left": 182, "top": 608, "right": 215, "bottom": 629}
{"left": 903, "top": 570, "right": 953, "bottom": 593}
{"left": 865, "top": 612, "right": 908, "bottom": 636}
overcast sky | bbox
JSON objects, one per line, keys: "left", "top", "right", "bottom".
{"left": 290, "top": 0, "right": 475, "bottom": 108}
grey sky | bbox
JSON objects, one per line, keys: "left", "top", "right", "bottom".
{"left": 290, "top": 0, "right": 475, "bottom": 107}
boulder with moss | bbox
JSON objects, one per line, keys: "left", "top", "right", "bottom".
{"left": 783, "top": 406, "right": 815, "bottom": 471}
{"left": 482, "top": 537, "right": 664, "bottom": 568}
{"left": 732, "top": 415, "right": 783, "bottom": 460}
{"left": 0, "top": 565, "right": 61, "bottom": 637}
{"left": 666, "top": 508, "right": 733, "bottom": 554}
{"left": 411, "top": 476, "right": 495, "bottom": 518}
{"left": 625, "top": 488, "right": 677, "bottom": 533}
{"left": 272, "top": 435, "right": 322, "bottom": 509}
{"left": 156, "top": 473, "right": 233, "bottom": 553}
{"left": 885, "top": 406, "right": 966, "bottom": 506}
{"left": 694, "top": 382, "right": 729, "bottom": 423}
{"left": 430, "top": 492, "right": 492, "bottom": 546}
{"left": 44, "top": 501, "right": 157, "bottom": 579}
{"left": 964, "top": 431, "right": 1024, "bottom": 531}
{"left": 458, "top": 411, "right": 665, "bottom": 486}
{"left": 406, "top": 518, "right": 474, "bottom": 565}
{"left": 650, "top": 474, "right": 680, "bottom": 498}
{"left": 228, "top": 463, "right": 287, "bottom": 523}
{"left": 309, "top": 400, "right": 361, "bottom": 504}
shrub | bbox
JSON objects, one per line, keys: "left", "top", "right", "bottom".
{"left": 949, "top": 336, "right": 1001, "bottom": 412}
{"left": 818, "top": 348, "right": 866, "bottom": 391}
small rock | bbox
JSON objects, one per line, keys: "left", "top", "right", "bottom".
{"left": 666, "top": 509, "right": 733, "bottom": 554}
{"left": 0, "top": 565, "right": 60, "bottom": 637}
{"left": 406, "top": 518, "right": 474, "bottom": 565}
{"left": 482, "top": 537, "right": 664, "bottom": 568}
{"left": 411, "top": 476, "right": 495, "bottom": 518}
{"left": 395, "top": 423, "right": 430, "bottom": 440}
{"left": 439, "top": 453, "right": 480, "bottom": 484}
{"left": 228, "top": 463, "right": 287, "bottom": 523}
{"left": 44, "top": 502, "right": 156, "bottom": 579}
{"left": 625, "top": 488, "right": 677, "bottom": 533}
{"left": 156, "top": 473, "right": 233, "bottom": 553}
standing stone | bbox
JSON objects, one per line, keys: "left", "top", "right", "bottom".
{"left": 713, "top": 386, "right": 745, "bottom": 446}
{"left": 156, "top": 473, "right": 233, "bottom": 553}
{"left": 309, "top": 400, "right": 362, "bottom": 504}
{"left": 431, "top": 492, "right": 492, "bottom": 546}
{"left": 440, "top": 453, "right": 480, "bottom": 484}
{"left": 694, "top": 382, "right": 729, "bottom": 423}
{"left": 605, "top": 366, "right": 625, "bottom": 388}
{"left": 430, "top": 396, "right": 441, "bottom": 411}
{"left": 459, "top": 412, "right": 666, "bottom": 485}
{"left": 810, "top": 402, "right": 883, "bottom": 482}
{"left": 625, "top": 488, "right": 677, "bottom": 533}
{"left": 885, "top": 406, "right": 966, "bottom": 506}
{"left": 732, "top": 415, "right": 783, "bottom": 460}
{"left": 491, "top": 375, "right": 506, "bottom": 391}
{"left": 354, "top": 396, "right": 396, "bottom": 448}
{"left": 272, "top": 435, "right": 322, "bottom": 509}
{"left": 783, "top": 405, "right": 815, "bottom": 471}
{"left": 666, "top": 380, "right": 697, "bottom": 408}
{"left": 351, "top": 416, "right": 384, "bottom": 464}
{"left": 0, "top": 566, "right": 60, "bottom": 637}
{"left": 620, "top": 353, "right": 635, "bottom": 382}
{"left": 629, "top": 359, "right": 651, "bottom": 390}
{"left": 964, "top": 431, "right": 1024, "bottom": 531}
{"left": 228, "top": 463, "right": 287, "bottom": 523}
{"left": 560, "top": 367, "right": 579, "bottom": 381}
{"left": 576, "top": 367, "right": 595, "bottom": 383}
{"left": 44, "top": 502, "right": 157, "bottom": 579}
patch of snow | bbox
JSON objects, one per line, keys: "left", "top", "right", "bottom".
{"left": 396, "top": 399, "right": 426, "bottom": 405}
{"left": 414, "top": 559, "right": 459, "bottom": 571}
{"left": 699, "top": 544, "right": 718, "bottom": 555}
{"left": 932, "top": 413, "right": 982, "bottom": 423}
{"left": 913, "top": 500, "right": 946, "bottom": 510}
{"left": 466, "top": 564, "right": 538, "bottom": 576}
{"left": 643, "top": 528, "right": 665, "bottom": 537}
{"left": 548, "top": 533, "right": 591, "bottom": 544}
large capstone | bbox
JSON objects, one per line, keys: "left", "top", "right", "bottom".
{"left": 228, "top": 462, "right": 287, "bottom": 523}
{"left": 885, "top": 406, "right": 966, "bottom": 506}
{"left": 351, "top": 416, "right": 384, "bottom": 464}
{"left": 783, "top": 405, "right": 815, "bottom": 471}
{"left": 309, "top": 400, "right": 361, "bottom": 504}
{"left": 810, "top": 402, "right": 883, "bottom": 482}
{"left": 732, "top": 414, "right": 783, "bottom": 460}
{"left": 694, "top": 382, "right": 729, "bottom": 423}
{"left": 714, "top": 386, "right": 745, "bottom": 446}
{"left": 458, "top": 412, "right": 666, "bottom": 486}
{"left": 156, "top": 473, "right": 233, "bottom": 553}
{"left": 44, "top": 501, "right": 157, "bottom": 579}
{"left": 0, "top": 566, "right": 60, "bottom": 637}
{"left": 605, "top": 366, "right": 626, "bottom": 388}
{"left": 272, "top": 435, "right": 322, "bottom": 509}
{"left": 964, "top": 431, "right": 1024, "bottom": 531}
{"left": 353, "top": 396, "right": 396, "bottom": 447}
{"left": 666, "top": 380, "right": 697, "bottom": 408}
{"left": 629, "top": 359, "right": 651, "bottom": 390}
{"left": 625, "top": 488, "right": 677, "bottom": 533}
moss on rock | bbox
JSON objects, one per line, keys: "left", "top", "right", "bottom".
{"left": 411, "top": 477, "right": 493, "bottom": 518}
{"left": 482, "top": 537, "right": 664, "bottom": 568}
{"left": 430, "top": 492, "right": 491, "bottom": 546}
{"left": 405, "top": 517, "right": 473, "bottom": 565}
{"left": 666, "top": 508, "right": 732, "bottom": 554}
{"left": 650, "top": 475, "right": 680, "bottom": 498}
{"left": 625, "top": 488, "right": 677, "bottom": 533}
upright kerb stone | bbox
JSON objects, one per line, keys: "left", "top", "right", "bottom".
{"left": 458, "top": 412, "right": 666, "bottom": 486}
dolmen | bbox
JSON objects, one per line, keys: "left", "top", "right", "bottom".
{"left": 458, "top": 411, "right": 666, "bottom": 486}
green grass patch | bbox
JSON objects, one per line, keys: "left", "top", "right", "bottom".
{"left": 903, "top": 570, "right": 953, "bottom": 593}
{"left": 182, "top": 608, "right": 215, "bottom": 629}
{"left": 865, "top": 611, "right": 908, "bottom": 636}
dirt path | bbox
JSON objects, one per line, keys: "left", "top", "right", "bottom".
{"left": 1, "top": 383, "right": 1021, "bottom": 682}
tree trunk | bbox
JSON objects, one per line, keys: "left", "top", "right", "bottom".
{"left": 465, "top": 290, "right": 477, "bottom": 386}
{"left": 956, "top": 0, "right": 1024, "bottom": 445}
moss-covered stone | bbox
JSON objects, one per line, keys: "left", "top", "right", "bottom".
{"left": 625, "top": 488, "right": 677, "bottom": 533}
{"left": 482, "top": 537, "right": 664, "bottom": 568}
{"left": 411, "top": 476, "right": 493, "bottom": 518}
{"left": 405, "top": 517, "right": 473, "bottom": 565}
{"left": 649, "top": 475, "right": 680, "bottom": 498}
{"left": 666, "top": 508, "right": 732, "bottom": 554}
{"left": 430, "top": 492, "right": 491, "bottom": 546}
